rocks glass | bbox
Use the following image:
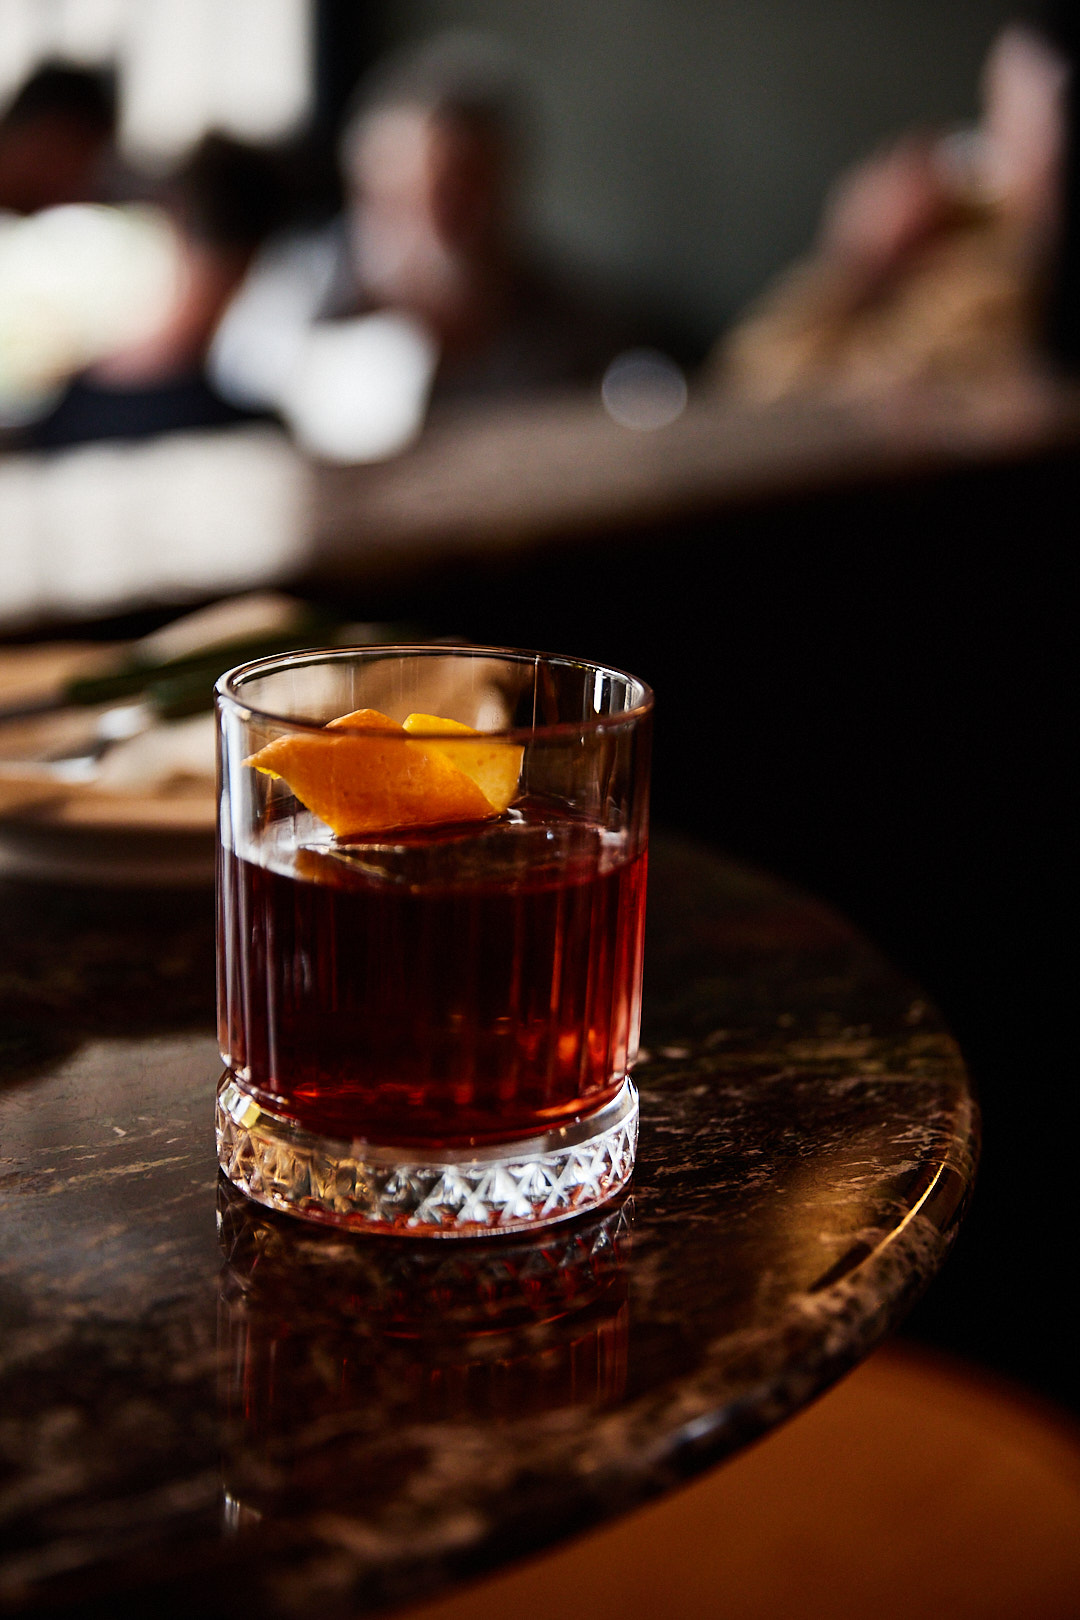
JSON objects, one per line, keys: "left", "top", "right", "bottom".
{"left": 215, "top": 646, "right": 651, "bottom": 1236}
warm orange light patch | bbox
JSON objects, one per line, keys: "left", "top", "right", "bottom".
{"left": 246, "top": 706, "right": 521, "bottom": 837}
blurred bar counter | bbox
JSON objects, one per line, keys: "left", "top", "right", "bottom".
{"left": 307, "top": 375, "right": 1080, "bottom": 581}
{"left": 4, "top": 375, "right": 1080, "bottom": 631}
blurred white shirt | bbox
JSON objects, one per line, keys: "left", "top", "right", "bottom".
{"left": 208, "top": 223, "right": 439, "bottom": 463}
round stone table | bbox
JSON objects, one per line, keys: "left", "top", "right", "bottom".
{"left": 0, "top": 835, "right": 976, "bottom": 1619}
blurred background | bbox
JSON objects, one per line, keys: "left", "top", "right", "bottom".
{"left": 0, "top": 0, "right": 1031, "bottom": 330}
{"left": 0, "top": 0, "right": 1061, "bottom": 454}
{"left": 1, "top": 0, "right": 1076, "bottom": 1422}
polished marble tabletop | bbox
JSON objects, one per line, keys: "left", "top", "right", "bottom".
{"left": 0, "top": 835, "right": 976, "bottom": 1619}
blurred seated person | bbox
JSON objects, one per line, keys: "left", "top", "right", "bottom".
{"left": 25, "top": 135, "right": 287, "bottom": 449}
{"left": 210, "top": 32, "right": 674, "bottom": 461}
{"left": 0, "top": 61, "right": 117, "bottom": 216}
{"left": 713, "top": 21, "right": 1069, "bottom": 404}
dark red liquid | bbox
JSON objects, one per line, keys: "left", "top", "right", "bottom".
{"left": 218, "top": 804, "right": 647, "bottom": 1147}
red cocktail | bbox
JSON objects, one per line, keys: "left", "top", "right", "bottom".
{"left": 215, "top": 647, "right": 651, "bottom": 1236}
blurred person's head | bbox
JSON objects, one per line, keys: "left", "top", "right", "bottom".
{"left": 0, "top": 62, "right": 116, "bottom": 215}
{"left": 812, "top": 18, "right": 1070, "bottom": 290}
{"left": 337, "top": 34, "right": 526, "bottom": 346}
{"left": 91, "top": 134, "right": 288, "bottom": 388}
{"left": 161, "top": 132, "right": 290, "bottom": 270}
{"left": 980, "top": 21, "right": 1069, "bottom": 237}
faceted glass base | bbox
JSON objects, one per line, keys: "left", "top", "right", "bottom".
{"left": 216, "top": 1074, "right": 639, "bottom": 1238}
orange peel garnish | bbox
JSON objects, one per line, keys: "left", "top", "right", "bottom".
{"left": 401, "top": 713, "right": 523, "bottom": 814}
{"left": 246, "top": 707, "right": 522, "bottom": 837}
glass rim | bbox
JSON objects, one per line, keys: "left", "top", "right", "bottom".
{"left": 215, "top": 643, "right": 654, "bottom": 740}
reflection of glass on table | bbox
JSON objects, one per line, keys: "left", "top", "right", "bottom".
{"left": 217, "top": 1182, "right": 632, "bottom": 1530}
{"left": 216, "top": 646, "right": 652, "bottom": 1237}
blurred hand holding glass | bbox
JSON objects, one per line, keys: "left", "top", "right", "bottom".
{"left": 216, "top": 646, "right": 651, "bottom": 1236}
